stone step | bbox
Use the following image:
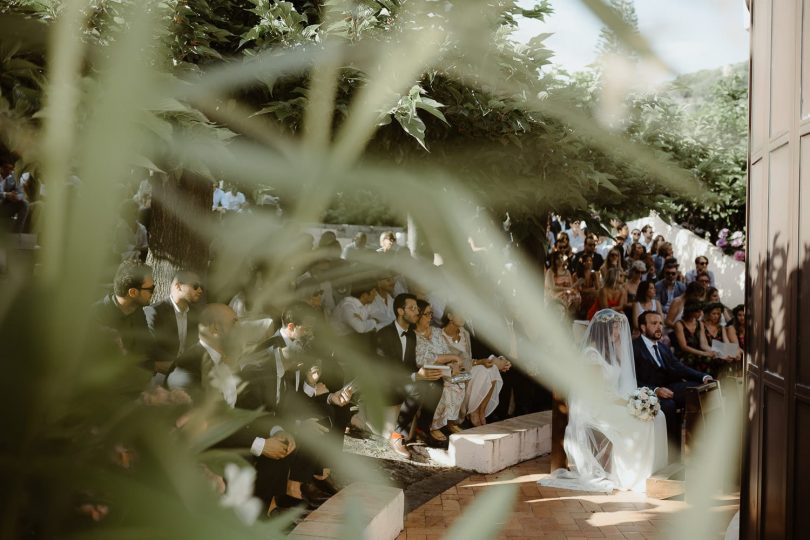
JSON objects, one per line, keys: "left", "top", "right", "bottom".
{"left": 646, "top": 462, "right": 685, "bottom": 500}
{"left": 288, "top": 482, "right": 404, "bottom": 540}
{"left": 448, "top": 411, "right": 552, "bottom": 474}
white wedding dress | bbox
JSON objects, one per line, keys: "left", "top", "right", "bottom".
{"left": 541, "top": 310, "right": 668, "bottom": 493}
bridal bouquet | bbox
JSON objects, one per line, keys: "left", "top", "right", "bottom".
{"left": 627, "top": 387, "right": 660, "bottom": 421}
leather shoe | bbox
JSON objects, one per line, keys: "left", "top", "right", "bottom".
{"left": 312, "top": 476, "right": 339, "bottom": 496}
{"left": 389, "top": 436, "right": 411, "bottom": 459}
{"left": 300, "top": 482, "right": 331, "bottom": 508}
{"left": 416, "top": 428, "right": 448, "bottom": 448}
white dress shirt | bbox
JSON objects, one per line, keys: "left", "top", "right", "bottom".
{"left": 331, "top": 296, "right": 376, "bottom": 336}
{"left": 367, "top": 292, "right": 395, "bottom": 331}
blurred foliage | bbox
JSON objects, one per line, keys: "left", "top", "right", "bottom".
{"left": 0, "top": 0, "right": 746, "bottom": 244}
{"left": 0, "top": 3, "right": 746, "bottom": 538}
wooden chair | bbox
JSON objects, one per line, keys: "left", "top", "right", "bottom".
{"left": 682, "top": 380, "right": 723, "bottom": 460}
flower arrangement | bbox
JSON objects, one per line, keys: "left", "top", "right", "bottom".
{"left": 716, "top": 228, "right": 746, "bottom": 262}
{"left": 627, "top": 387, "right": 661, "bottom": 422}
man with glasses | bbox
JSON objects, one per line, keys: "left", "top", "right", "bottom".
{"left": 145, "top": 270, "right": 205, "bottom": 375}
{"left": 572, "top": 233, "right": 605, "bottom": 273}
{"left": 92, "top": 260, "right": 155, "bottom": 363}
{"left": 655, "top": 262, "right": 686, "bottom": 315}
{"left": 685, "top": 256, "right": 716, "bottom": 287}
{"left": 376, "top": 293, "right": 444, "bottom": 458}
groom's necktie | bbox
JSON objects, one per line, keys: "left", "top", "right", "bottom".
{"left": 652, "top": 344, "right": 664, "bottom": 368}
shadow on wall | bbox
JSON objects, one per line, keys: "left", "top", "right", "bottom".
{"left": 628, "top": 212, "right": 745, "bottom": 307}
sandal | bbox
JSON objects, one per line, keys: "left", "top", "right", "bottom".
{"left": 430, "top": 429, "right": 448, "bottom": 442}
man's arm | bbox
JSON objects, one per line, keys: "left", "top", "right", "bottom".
{"left": 664, "top": 345, "right": 710, "bottom": 382}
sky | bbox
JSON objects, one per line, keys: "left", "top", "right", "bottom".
{"left": 514, "top": 0, "right": 750, "bottom": 77}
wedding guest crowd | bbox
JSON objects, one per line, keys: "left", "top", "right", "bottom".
{"left": 545, "top": 218, "right": 745, "bottom": 382}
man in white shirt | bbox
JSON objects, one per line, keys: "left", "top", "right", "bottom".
{"left": 221, "top": 184, "right": 247, "bottom": 212}
{"left": 640, "top": 224, "right": 655, "bottom": 253}
{"left": 366, "top": 272, "right": 396, "bottom": 331}
{"left": 330, "top": 281, "right": 377, "bottom": 337}
{"left": 563, "top": 220, "right": 586, "bottom": 253}
{"left": 341, "top": 232, "right": 368, "bottom": 260}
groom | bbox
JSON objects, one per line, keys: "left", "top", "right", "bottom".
{"left": 633, "top": 311, "right": 712, "bottom": 446}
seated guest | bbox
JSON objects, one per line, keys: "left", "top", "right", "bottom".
{"left": 624, "top": 261, "right": 646, "bottom": 318}
{"left": 655, "top": 261, "right": 686, "bottom": 315}
{"left": 341, "top": 232, "right": 368, "bottom": 260}
{"left": 571, "top": 233, "right": 604, "bottom": 273}
{"left": 366, "top": 272, "right": 396, "bottom": 331}
{"left": 599, "top": 246, "right": 625, "bottom": 281}
{"left": 563, "top": 220, "right": 586, "bottom": 253}
{"left": 654, "top": 242, "right": 674, "bottom": 277}
{"left": 633, "top": 311, "right": 712, "bottom": 446}
{"left": 330, "top": 280, "right": 377, "bottom": 337}
{"left": 414, "top": 300, "right": 466, "bottom": 440}
{"left": 627, "top": 242, "right": 646, "bottom": 263}
{"left": 685, "top": 256, "right": 716, "bottom": 287}
{"left": 379, "top": 294, "right": 444, "bottom": 459}
{"left": 574, "top": 252, "right": 602, "bottom": 319}
{"left": 91, "top": 260, "right": 154, "bottom": 364}
{"left": 441, "top": 308, "right": 505, "bottom": 427}
{"left": 640, "top": 224, "right": 655, "bottom": 253}
{"left": 545, "top": 251, "right": 581, "bottom": 316}
{"left": 552, "top": 231, "right": 573, "bottom": 260}
{"left": 587, "top": 267, "right": 626, "bottom": 320}
{"left": 0, "top": 162, "right": 28, "bottom": 233}
{"left": 672, "top": 301, "right": 719, "bottom": 377}
{"left": 170, "top": 304, "right": 331, "bottom": 511}
{"left": 144, "top": 270, "right": 204, "bottom": 375}
{"left": 632, "top": 279, "right": 662, "bottom": 335}
{"left": 665, "top": 281, "right": 707, "bottom": 330}
{"left": 726, "top": 304, "right": 746, "bottom": 351}
{"left": 296, "top": 277, "right": 325, "bottom": 314}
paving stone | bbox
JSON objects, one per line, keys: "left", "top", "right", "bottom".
{"left": 401, "top": 454, "right": 738, "bottom": 539}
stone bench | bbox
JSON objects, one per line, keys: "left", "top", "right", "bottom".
{"left": 288, "top": 482, "right": 404, "bottom": 540}
{"left": 448, "top": 411, "right": 552, "bottom": 474}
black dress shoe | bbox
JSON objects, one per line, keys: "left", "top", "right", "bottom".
{"left": 415, "top": 428, "right": 448, "bottom": 449}
{"left": 389, "top": 437, "right": 411, "bottom": 459}
{"left": 300, "top": 481, "right": 331, "bottom": 508}
{"left": 312, "top": 477, "right": 339, "bottom": 496}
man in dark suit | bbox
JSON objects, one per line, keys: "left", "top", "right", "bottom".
{"left": 144, "top": 270, "right": 204, "bottom": 376}
{"left": 633, "top": 311, "right": 712, "bottom": 446}
{"left": 376, "top": 293, "right": 443, "bottom": 458}
{"left": 168, "top": 304, "right": 325, "bottom": 511}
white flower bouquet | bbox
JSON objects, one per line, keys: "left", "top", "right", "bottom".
{"left": 626, "top": 387, "right": 660, "bottom": 422}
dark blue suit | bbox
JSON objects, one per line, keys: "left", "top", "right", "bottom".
{"left": 632, "top": 337, "right": 708, "bottom": 444}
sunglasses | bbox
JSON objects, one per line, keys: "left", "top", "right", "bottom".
{"left": 665, "top": 271, "right": 677, "bottom": 276}
{"left": 139, "top": 285, "right": 155, "bottom": 292}
{"left": 183, "top": 282, "right": 204, "bottom": 290}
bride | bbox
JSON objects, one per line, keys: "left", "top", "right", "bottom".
{"left": 547, "top": 309, "right": 667, "bottom": 493}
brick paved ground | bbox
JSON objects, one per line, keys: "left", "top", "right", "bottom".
{"left": 398, "top": 455, "right": 739, "bottom": 540}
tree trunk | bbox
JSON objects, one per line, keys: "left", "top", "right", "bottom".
{"left": 146, "top": 172, "right": 212, "bottom": 301}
